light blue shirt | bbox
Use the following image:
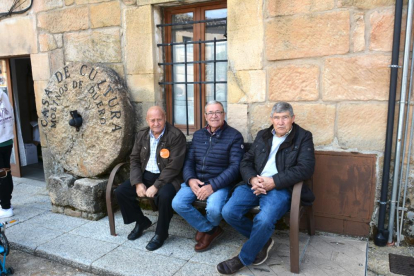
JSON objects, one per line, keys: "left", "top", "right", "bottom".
{"left": 260, "top": 130, "right": 288, "bottom": 177}
{"left": 145, "top": 127, "right": 166, "bottom": 173}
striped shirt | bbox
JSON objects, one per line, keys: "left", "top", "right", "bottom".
{"left": 145, "top": 127, "right": 165, "bottom": 173}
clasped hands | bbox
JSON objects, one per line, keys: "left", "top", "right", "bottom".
{"left": 250, "top": 175, "right": 275, "bottom": 196}
{"left": 135, "top": 183, "right": 158, "bottom": 198}
{"left": 188, "top": 179, "right": 214, "bottom": 201}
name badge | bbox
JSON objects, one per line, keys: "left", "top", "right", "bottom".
{"left": 160, "top": 148, "right": 170, "bottom": 158}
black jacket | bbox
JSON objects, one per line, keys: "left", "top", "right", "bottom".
{"left": 130, "top": 122, "right": 187, "bottom": 191}
{"left": 240, "top": 123, "right": 315, "bottom": 205}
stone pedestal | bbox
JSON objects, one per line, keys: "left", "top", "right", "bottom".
{"left": 48, "top": 173, "right": 108, "bottom": 220}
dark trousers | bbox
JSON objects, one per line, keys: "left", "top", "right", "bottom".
{"left": 114, "top": 171, "right": 176, "bottom": 239}
{"left": 0, "top": 145, "right": 13, "bottom": 209}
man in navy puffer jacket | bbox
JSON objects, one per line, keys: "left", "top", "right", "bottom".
{"left": 172, "top": 100, "right": 244, "bottom": 252}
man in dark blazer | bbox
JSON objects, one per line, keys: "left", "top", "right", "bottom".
{"left": 217, "top": 102, "right": 315, "bottom": 274}
{"left": 115, "top": 106, "right": 186, "bottom": 251}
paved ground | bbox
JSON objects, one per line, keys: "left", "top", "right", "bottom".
{"left": 1, "top": 176, "right": 370, "bottom": 275}
{"left": 4, "top": 249, "right": 96, "bottom": 276}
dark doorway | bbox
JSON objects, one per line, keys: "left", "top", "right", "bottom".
{"left": 9, "top": 57, "right": 44, "bottom": 181}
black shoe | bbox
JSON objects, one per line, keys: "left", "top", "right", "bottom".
{"left": 127, "top": 218, "right": 152, "bottom": 241}
{"left": 252, "top": 238, "right": 274, "bottom": 265}
{"left": 146, "top": 234, "right": 168, "bottom": 251}
{"left": 217, "top": 255, "right": 245, "bottom": 275}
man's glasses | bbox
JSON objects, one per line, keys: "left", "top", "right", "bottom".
{"left": 205, "top": 111, "right": 224, "bottom": 117}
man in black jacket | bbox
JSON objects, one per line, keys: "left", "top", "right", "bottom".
{"left": 115, "top": 106, "right": 186, "bottom": 251}
{"left": 217, "top": 102, "right": 315, "bottom": 275}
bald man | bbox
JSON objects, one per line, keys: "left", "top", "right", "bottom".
{"left": 115, "top": 106, "right": 186, "bottom": 251}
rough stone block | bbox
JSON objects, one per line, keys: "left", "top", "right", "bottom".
{"left": 268, "top": 64, "right": 319, "bottom": 102}
{"left": 338, "top": 0, "right": 395, "bottom": 9}
{"left": 64, "top": 208, "right": 82, "bottom": 217}
{"left": 39, "top": 33, "right": 59, "bottom": 52}
{"left": 65, "top": 0, "right": 75, "bottom": 5}
{"left": 91, "top": 1, "right": 121, "bottom": 28}
{"left": 33, "top": 0, "right": 64, "bottom": 12}
{"left": 0, "top": 16, "right": 37, "bottom": 56}
{"left": 323, "top": 55, "right": 390, "bottom": 101}
{"left": 268, "top": 0, "right": 334, "bottom": 16}
{"left": 51, "top": 205, "right": 64, "bottom": 213}
{"left": 70, "top": 178, "right": 108, "bottom": 213}
{"left": 291, "top": 103, "right": 335, "bottom": 146}
{"left": 33, "top": 81, "right": 48, "bottom": 117}
{"left": 47, "top": 173, "right": 77, "bottom": 207}
{"left": 352, "top": 12, "right": 365, "bottom": 52}
{"left": 64, "top": 28, "right": 122, "bottom": 63}
{"left": 30, "top": 53, "right": 51, "bottom": 81}
{"left": 125, "top": 6, "right": 155, "bottom": 74}
{"left": 123, "top": 0, "right": 136, "bottom": 5}
{"left": 228, "top": 70, "right": 265, "bottom": 103}
{"left": 49, "top": 49, "right": 64, "bottom": 74}
{"left": 338, "top": 103, "right": 387, "bottom": 151}
{"left": 42, "top": 147, "right": 65, "bottom": 186}
{"left": 37, "top": 6, "right": 88, "bottom": 33}
{"left": 227, "top": 104, "right": 248, "bottom": 141}
{"left": 266, "top": 10, "right": 350, "bottom": 60}
{"left": 250, "top": 103, "right": 274, "bottom": 139}
{"left": 127, "top": 74, "right": 156, "bottom": 102}
{"left": 370, "top": 8, "right": 403, "bottom": 52}
{"left": 227, "top": 0, "right": 263, "bottom": 70}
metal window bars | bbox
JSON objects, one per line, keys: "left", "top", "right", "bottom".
{"left": 157, "top": 17, "right": 227, "bottom": 135}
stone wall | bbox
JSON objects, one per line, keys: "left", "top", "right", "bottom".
{"left": 1, "top": 0, "right": 413, "bottom": 237}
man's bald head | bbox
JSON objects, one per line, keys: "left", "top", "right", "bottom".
{"left": 146, "top": 106, "right": 166, "bottom": 138}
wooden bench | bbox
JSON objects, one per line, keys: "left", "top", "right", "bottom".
{"left": 105, "top": 161, "right": 314, "bottom": 273}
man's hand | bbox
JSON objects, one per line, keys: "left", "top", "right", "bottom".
{"left": 146, "top": 185, "right": 158, "bottom": 198}
{"left": 251, "top": 175, "right": 276, "bottom": 195}
{"left": 135, "top": 183, "right": 147, "bottom": 197}
{"left": 196, "top": 184, "right": 214, "bottom": 201}
{"left": 188, "top": 178, "right": 203, "bottom": 195}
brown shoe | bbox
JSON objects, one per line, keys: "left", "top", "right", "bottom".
{"left": 252, "top": 238, "right": 274, "bottom": 265}
{"left": 195, "top": 231, "right": 205, "bottom": 242}
{"left": 217, "top": 255, "right": 245, "bottom": 275}
{"left": 195, "top": 226, "right": 223, "bottom": 252}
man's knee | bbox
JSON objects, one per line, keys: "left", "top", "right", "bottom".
{"left": 114, "top": 180, "right": 130, "bottom": 199}
{"left": 172, "top": 196, "right": 187, "bottom": 212}
{"left": 222, "top": 202, "right": 238, "bottom": 222}
{"left": 206, "top": 203, "right": 222, "bottom": 219}
{"left": 253, "top": 211, "right": 278, "bottom": 230}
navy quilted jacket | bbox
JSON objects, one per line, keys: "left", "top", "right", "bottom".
{"left": 183, "top": 121, "right": 245, "bottom": 191}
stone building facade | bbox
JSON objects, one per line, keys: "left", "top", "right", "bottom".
{"left": 1, "top": 0, "right": 411, "bottom": 239}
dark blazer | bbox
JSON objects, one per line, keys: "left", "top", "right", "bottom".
{"left": 240, "top": 123, "right": 315, "bottom": 205}
{"left": 130, "top": 122, "right": 187, "bottom": 191}
{"left": 183, "top": 121, "right": 245, "bottom": 191}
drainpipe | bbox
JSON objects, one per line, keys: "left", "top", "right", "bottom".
{"left": 387, "top": 0, "right": 414, "bottom": 245}
{"left": 374, "top": 0, "right": 403, "bottom": 247}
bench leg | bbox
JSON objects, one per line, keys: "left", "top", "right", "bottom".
{"left": 107, "top": 196, "right": 117, "bottom": 236}
{"left": 290, "top": 214, "right": 300, "bottom": 274}
{"left": 307, "top": 206, "right": 315, "bottom": 236}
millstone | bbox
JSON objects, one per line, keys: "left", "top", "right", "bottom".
{"left": 40, "top": 63, "right": 134, "bottom": 177}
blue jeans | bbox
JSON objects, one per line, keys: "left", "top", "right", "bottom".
{"left": 172, "top": 183, "right": 230, "bottom": 232}
{"left": 222, "top": 184, "right": 291, "bottom": 266}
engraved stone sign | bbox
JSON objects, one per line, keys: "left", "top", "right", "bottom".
{"left": 41, "top": 63, "right": 134, "bottom": 177}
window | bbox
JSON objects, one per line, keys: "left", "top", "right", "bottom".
{"left": 158, "top": 1, "right": 227, "bottom": 134}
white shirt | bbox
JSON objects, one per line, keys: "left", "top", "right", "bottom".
{"left": 260, "top": 131, "right": 288, "bottom": 177}
{"left": 145, "top": 127, "right": 165, "bottom": 173}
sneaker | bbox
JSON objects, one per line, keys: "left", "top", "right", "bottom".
{"left": 217, "top": 255, "right": 245, "bottom": 275}
{"left": 0, "top": 208, "right": 13, "bottom": 219}
{"left": 252, "top": 238, "right": 274, "bottom": 265}
{"left": 0, "top": 205, "right": 12, "bottom": 210}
